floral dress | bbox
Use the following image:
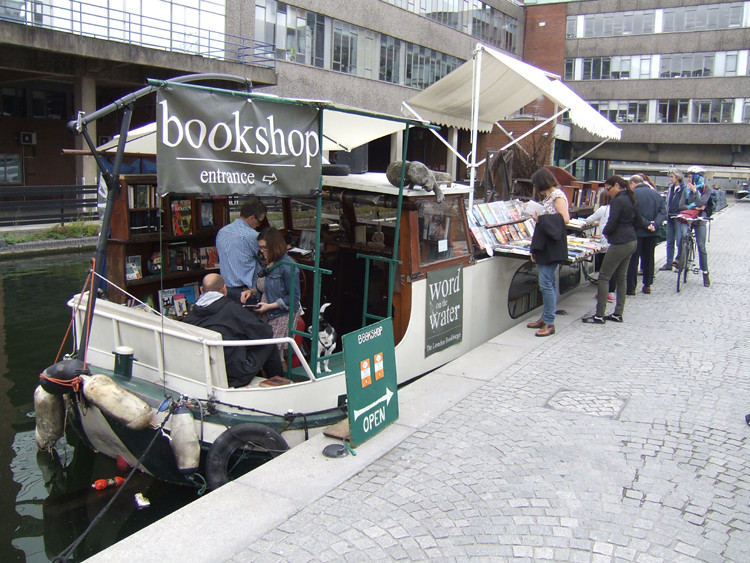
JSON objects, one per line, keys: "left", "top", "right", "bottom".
{"left": 256, "top": 276, "right": 300, "bottom": 357}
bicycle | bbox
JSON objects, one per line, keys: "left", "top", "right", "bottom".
{"left": 673, "top": 215, "right": 705, "bottom": 292}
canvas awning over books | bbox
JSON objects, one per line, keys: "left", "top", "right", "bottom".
{"left": 405, "top": 44, "right": 621, "bottom": 139}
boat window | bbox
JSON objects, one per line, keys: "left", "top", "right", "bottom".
{"left": 559, "top": 263, "right": 582, "bottom": 294}
{"left": 417, "top": 198, "right": 470, "bottom": 266}
{"left": 281, "top": 197, "right": 343, "bottom": 231}
{"left": 508, "top": 261, "right": 543, "bottom": 319}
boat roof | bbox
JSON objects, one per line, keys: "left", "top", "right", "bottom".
{"left": 322, "top": 172, "right": 472, "bottom": 198}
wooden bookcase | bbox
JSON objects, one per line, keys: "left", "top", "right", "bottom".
{"left": 106, "top": 174, "right": 229, "bottom": 307}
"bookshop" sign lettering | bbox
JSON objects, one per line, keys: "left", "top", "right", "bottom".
{"left": 156, "top": 87, "right": 321, "bottom": 197}
{"left": 425, "top": 265, "right": 463, "bottom": 357}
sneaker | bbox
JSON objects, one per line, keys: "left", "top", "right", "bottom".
{"left": 607, "top": 293, "right": 615, "bottom": 302}
{"left": 658, "top": 264, "right": 672, "bottom": 271}
{"left": 582, "top": 315, "right": 606, "bottom": 324}
{"left": 604, "top": 313, "right": 623, "bottom": 323}
{"left": 703, "top": 272, "right": 710, "bottom": 287}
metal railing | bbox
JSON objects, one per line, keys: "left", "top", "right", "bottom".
{"left": 0, "top": 0, "right": 276, "bottom": 70}
{"left": 0, "top": 184, "right": 98, "bottom": 226}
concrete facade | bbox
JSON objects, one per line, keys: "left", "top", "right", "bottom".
{"left": 525, "top": 0, "right": 750, "bottom": 168}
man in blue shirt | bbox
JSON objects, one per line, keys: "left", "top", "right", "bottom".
{"left": 216, "top": 198, "right": 267, "bottom": 302}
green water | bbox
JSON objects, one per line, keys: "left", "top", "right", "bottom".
{"left": 0, "top": 251, "right": 197, "bottom": 562}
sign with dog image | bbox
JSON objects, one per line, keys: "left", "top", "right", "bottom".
{"left": 343, "top": 319, "right": 398, "bottom": 447}
{"left": 425, "top": 264, "right": 463, "bottom": 357}
{"left": 156, "top": 87, "right": 322, "bottom": 197}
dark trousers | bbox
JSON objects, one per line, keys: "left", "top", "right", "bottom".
{"left": 627, "top": 236, "right": 657, "bottom": 291}
{"left": 597, "top": 240, "right": 637, "bottom": 317}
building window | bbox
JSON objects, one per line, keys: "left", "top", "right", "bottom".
{"left": 564, "top": 59, "right": 574, "bottom": 80}
{"left": 627, "top": 102, "right": 649, "bottom": 123}
{"left": 381, "top": 0, "right": 519, "bottom": 54}
{"left": 380, "top": 36, "right": 402, "bottom": 84}
{"left": 254, "top": 1, "right": 463, "bottom": 89}
{"left": 30, "top": 90, "right": 68, "bottom": 120}
{"left": 1, "top": 87, "right": 26, "bottom": 117}
{"left": 660, "top": 53, "right": 715, "bottom": 78}
{"left": 583, "top": 10, "right": 655, "bottom": 38}
{"left": 0, "top": 153, "right": 22, "bottom": 185}
{"left": 663, "top": 2, "right": 745, "bottom": 32}
{"left": 658, "top": 99, "right": 690, "bottom": 123}
{"left": 331, "top": 21, "right": 357, "bottom": 74}
{"left": 743, "top": 100, "right": 750, "bottom": 123}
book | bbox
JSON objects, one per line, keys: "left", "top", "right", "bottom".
{"left": 125, "top": 255, "right": 142, "bottom": 280}
{"left": 171, "top": 199, "right": 193, "bottom": 235}
{"left": 172, "top": 283, "right": 198, "bottom": 307}
{"left": 199, "top": 246, "right": 219, "bottom": 268}
{"left": 168, "top": 246, "right": 189, "bottom": 272}
{"left": 200, "top": 201, "right": 214, "bottom": 227}
{"left": 173, "top": 293, "right": 188, "bottom": 317}
{"left": 135, "top": 185, "right": 150, "bottom": 208}
{"left": 158, "top": 288, "right": 177, "bottom": 317}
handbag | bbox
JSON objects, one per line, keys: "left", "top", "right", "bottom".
{"left": 678, "top": 208, "right": 700, "bottom": 223}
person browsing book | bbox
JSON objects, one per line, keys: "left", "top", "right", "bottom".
{"left": 216, "top": 198, "right": 266, "bottom": 303}
{"left": 626, "top": 174, "right": 666, "bottom": 295}
{"left": 253, "top": 227, "right": 302, "bottom": 363}
{"left": 183, "top": 273, "right": 283, "bottom": 387}
{"left": 584, "top": 175, "right": 641, "bottom": 325}
{"left": 526, "top": 168, "right": 569, "bottom": 338}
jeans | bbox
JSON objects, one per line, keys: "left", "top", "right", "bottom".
{"left": 693, "top": 221, "right": 709, "bottom": 272}
{"left": 537, "top": 263, "right": 559, "bottom": 325}
{"left": 597, "top": 240, "right": 637, "bottom": 317}
{"left": 665, "top": 218, "right": 687, "bottom": 264}
{"left": 627, "top": 236, "right": 657, "bottom": 291}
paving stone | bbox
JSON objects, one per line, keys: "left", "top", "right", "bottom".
{"left": 149, "top": 205, "right": 750, "bottom": 563}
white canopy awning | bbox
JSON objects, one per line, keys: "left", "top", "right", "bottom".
{"left": 97, "top": 103, "right": 410, "bottom": 154}
{"left": 406, "top": 44, "right": 621, "bottom": 140}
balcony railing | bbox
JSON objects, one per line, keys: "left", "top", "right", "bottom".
{"left": 0, "top": 0, "right": 276, "bottom": 70}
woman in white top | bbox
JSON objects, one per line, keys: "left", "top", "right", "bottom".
{"left": 584, "top": 190, "right": 614, "bottom": 302}
{"left": 526, "top": 168, "right": 569, "bottom": 337}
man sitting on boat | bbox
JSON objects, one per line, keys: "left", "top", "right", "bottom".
{"left": 183, "top": 273, "right": 283, "bottom": 387}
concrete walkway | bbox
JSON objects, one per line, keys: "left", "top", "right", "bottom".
{"left": 91, "top": 203, "right": 750, "bottom": 562}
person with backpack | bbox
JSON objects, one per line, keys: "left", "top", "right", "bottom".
{"left": 681, "top": 166, "right": 713, "bottom": 287}
{"left": 626, "top": 175, "right": 666, "bottom": 295}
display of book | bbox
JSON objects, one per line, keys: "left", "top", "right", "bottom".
{"left": 468, "top": 199, "right": 607, "bottom": 262}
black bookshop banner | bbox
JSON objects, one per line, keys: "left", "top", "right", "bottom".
{"left": 156, "top": 88, "right": 321, "bottom": 196}
{"left": 425, "top": 264, "right": 463, "bottom": 357}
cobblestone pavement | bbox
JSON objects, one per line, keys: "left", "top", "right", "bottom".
{"left": 234, "top": 203, "right": 750, "bottom": 562}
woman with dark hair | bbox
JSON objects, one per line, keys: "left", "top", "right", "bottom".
{"left": 254, "top": 227, "right": 302, "bottom": 362}
{"left": 584, "top": 175, "right": 641, "bottom": 324}
{"left": 526, "top": 168, "right": 569, "bottom": 337}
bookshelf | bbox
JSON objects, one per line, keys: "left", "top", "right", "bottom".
{"left": 106, "top": 174, "right": 229, "bottom": 310}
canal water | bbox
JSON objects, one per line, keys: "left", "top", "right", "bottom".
{"left": 0, "top": 251, "right": 198, "bottom": 562}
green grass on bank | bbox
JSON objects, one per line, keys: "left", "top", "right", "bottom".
{"left": 1, "top": 221, "right": 100, "bottom": 245}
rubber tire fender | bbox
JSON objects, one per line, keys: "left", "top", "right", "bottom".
{"left": 205, "top": 423, "right": 289, "bottom": 490}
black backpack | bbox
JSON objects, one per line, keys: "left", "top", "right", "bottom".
{"left": 706, "top": 190, "right": 716, "bottom": 217}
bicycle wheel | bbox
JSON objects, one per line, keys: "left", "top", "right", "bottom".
{"left": 684, "top": 237, "right": 694, "bottom": 284}
{"left": 676, "top": 237, "right": 689, "bottom": 292}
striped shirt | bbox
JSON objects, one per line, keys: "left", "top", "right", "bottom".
{"left": 216, "top": 218, "right": 261, "bottom": 288}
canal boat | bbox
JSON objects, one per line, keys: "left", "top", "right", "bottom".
{"left": 34, "top": 71, "right": 610, "bottom": 489}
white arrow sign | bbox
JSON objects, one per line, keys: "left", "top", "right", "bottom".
{"left": 262, "top": 173, "right": 277, "bottom": 185}
{"left": 353, "top": 386, "right": 394, "bottom": 421}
